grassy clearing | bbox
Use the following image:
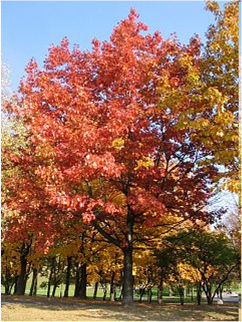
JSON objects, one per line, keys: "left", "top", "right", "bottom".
{"left": 1, "top": 280, "right": 202, "bottom": 303}
{"left": 1, "top": 295, "right": 239, "bottom": 321}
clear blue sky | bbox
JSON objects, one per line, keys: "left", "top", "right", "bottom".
{"left": 2, "top": 1, "right": 228, "bottom": 90}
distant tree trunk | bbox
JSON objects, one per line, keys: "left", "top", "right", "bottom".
{"left": 119, "top": 271, "right": 124, "bottom": 300}
{"left": 78, "top": 264, "right": 87, "bottom": 299}
{"left": 5, "top": 281, "right": 10, "bottom": 295}
{"left": 13, "top": 275, "right": 18, "bottom": 295}
{"left": 47, "top": 257, "right": 55, "bottom": 298}
{"left": 139, "top": 287, "right": 145, "bottom": 303}
{"left": 197, "top": 282, "right": 202, "bottom": 305}
{"left": 4, "top": 264, "right": 11, "bottom": 295}
{"left": 203, "top": 283, "right": 213, "bottom": 305}
{"left": 219, "top": 285, "right": 223, "bottom": 300}
{"left": 191, "top": 286, "right": 194, "bottom": 302}
{"left": 64, "top": 256, "right": 72, "bottom": 298}
{"left": 110, "top": 271, "right": 116, "bottom": 301}
{"left": 147, "top": 287, "right": 153, "bottom": 303}
{"left": 52, "top": 256, "right": 62, "bottom": 297}
{"left": 119, "top": 286, "right": 123, "bottom": 300}
{"left": 93, "top": 282, "right": 99, "bottom": 299}
{"left": 103, "top": 284, "right": 107, "bottom": 300}
{"left": 52, "top": 283, "right": 58, "bottom": 297}
{"left": 157, "top": 278, "right": 164, "bottom": 304}
{"left": 167, "top": 286, "right": 171, "bottom": 297}
{"left": 74, "top": 262, "right": 80, "bottom": 298}
{"left": 178, "top": 285, "right": 185, "bottom": 305}
{"left": 33, "top": 272, "right": 38, "bottom": 296}
{"left": 29, "top": 268, "right": 38, "bottom": 296}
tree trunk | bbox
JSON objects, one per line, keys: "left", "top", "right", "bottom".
{"left": 78, "top": 264, "right": 87, "bottom": 299}
{"left": 119, "top": 285, "right": 123, "bottom": 300}
{"left": 47, "top": 257, "right": 55, "bottom": 298}
{"left": 197, "top": 282, "right": 202, "bottom": 305}
{"left": 33, "top": 273, "right": 38, "bottom": 296}
{"left": 13, "top": 275, "right": 18, "bottom": 295}
{"left": 178, "top": 285, "right": 185, "bottom": 305}
{"left": 139, "top": 287, "right": 145, "bottom": 303}
{"left": 119, "top": 271, "right": 124, "bottom": 300}
{"left": 4, "top": 264, "right": 11, "bottom": 295}
{"left": 5, "top": 282, "right": 10, "bottom": 295}
{"left": 219, "top": 285, "right": 223, "bottom": 300}
{"left": 157, "top": 278, "right": 164, "bottom": 304}
{"left": 191, "top": 286, "right": 194, "bottom": 302}
{"left": 147, "top": 287, "right": 153, "bottom": 303}
{"left": 110, "top": 271, "right": 116, "bottom": 301}
{"left": 103, "top": 285, "right": 107, "bottom": 300}
{"left": 15, "top": 254, "right": 28, "bottom": 295}
{"left": 93, "top": 282, "right": 99, "bottom": 299}
{"left": 74, "top": 262, "right": 80, "bottom": 298}
{"left": 29, "top": 268, "right": 38, "bottom": 296}
{"left": 64, "top": 256, "right": 72, "bottom": 297}
{"left": 52, "top": 283, "right": 58, "bottom": 297}
{"left": 122, "top": 247, "right": 133, "bottom": 306}
{"left": 203, "top": 283, "right": 213, "bottom": 305}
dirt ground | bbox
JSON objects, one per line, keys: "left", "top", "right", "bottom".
{"left": 1, "top": 296, "right": 239, "bottom": 321}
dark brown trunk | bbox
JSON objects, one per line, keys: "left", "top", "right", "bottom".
{"left": 219, "top": 285, "right": 223, "bottom": 300}
{"left": 78, "top": 263, "right": 87, "bottom": 299}
{"left": 191, "top": 286, "right": 194, "bottom": 302}
{"left": 178, "top": 285, "right": 185, "bottom": 305}
{"left": 197, "top": 282, "right": 202, "bottom": 305}
{"left": 64, "top": 256, "right": 72, "bottom": 297}
{"left": 93, "top": 282, "right": 99, "bottom": 299}
{"left": 122, "top": 204, "right": 134, "bottom": 306}
{"left": 122, "top": 247, "right": 133, "bottom": 306}
{"left": 52, "top": 256, "right": 62, "bottom": 297}
{"left": 103, "top": 285, "right": 107, "bottom": 300}
{"left": 203, "top": 283, "right": 213, "bottom": 305}
{"left": 15, "top": 254, "right": 28, "bottom": 295}
{"left": 47, "top": 257, "right": 55, "bottom": 298}
{"left": 74, "top": 262, "right": 80, "bottom": 298}
{"left": 139, "top": 286, "right": 145, "bottom": 303}
{"left": 5, "top": 283, "right": 10, "bottom": 295}
{"left": 4, "top": 264, "right": 11, "bottom": 295}
{"left": 13, "top": 275, "right": 18, "bottom": 295}
{"left": 147, "top": 287, "right": 153, "bottom": 303}
{"left": 110, "top": 271, "right": 116, "bottom": 301}
{"left": 157, "top": 278, "right": 163, "bottom": 304}
{"left": 33, "top": 273, "right": 38, "bottom": 296}
{"left": 52, "top": 284, "right": 58, "bottom": 297}
{"left": 29, "top": 268, "right": 38, "bottom": 296}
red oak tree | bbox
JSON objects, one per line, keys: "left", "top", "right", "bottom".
{"left": 4, "top": 9, "right": 222, "bottom": 304}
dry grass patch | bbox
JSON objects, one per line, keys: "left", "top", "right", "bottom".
{"left": 1, "top": 296, "right": 239, "bottom": 321}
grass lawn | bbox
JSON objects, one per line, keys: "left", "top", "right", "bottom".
{"left": 1, "top": 295, "right": 239, "bottom": 321}
{"left": 1, "top": 280, "right": 202, "bottom": 303}
{"left": 3, "top": 278, "right": 239, "bottom": 303}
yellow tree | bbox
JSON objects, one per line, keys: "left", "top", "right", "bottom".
{"left": 204, "top": 0, "right": 239, "bottom": 193}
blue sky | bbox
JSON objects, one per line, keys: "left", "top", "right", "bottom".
{"left": 2, "top": 1, "right": 228, "bottom": 90}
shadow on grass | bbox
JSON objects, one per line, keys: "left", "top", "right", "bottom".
{"left": 1, "top": 296, "right": 239, "bottom": 321}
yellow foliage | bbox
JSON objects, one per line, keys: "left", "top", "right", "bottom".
{"left": 135, "top": 156, "right": 154, "bottom": 170}
{"left": 177, "top": 263, "right": 201, "bottom": 283}
{"left": 112, "top": 137, "right": 125, "bottom": 150}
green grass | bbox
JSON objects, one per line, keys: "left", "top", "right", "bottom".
{"left": 0, "top": 283, "right": 205, "bottom": 304}
{"left": 2, "top": 275, "right": 240, "bottom": 304}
